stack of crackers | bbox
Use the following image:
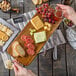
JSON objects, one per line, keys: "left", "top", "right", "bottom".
{"left": 32, "top": 0, "right": 48, "bottom": 5}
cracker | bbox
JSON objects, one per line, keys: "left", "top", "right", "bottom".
{"left": 2, "top": 25, "right": 7, "bottom": 32}
{"left": 31, "top": 16, "right": 44, "bottom": 30}
{"left": 6, "top": 28, "right": 13, "bottom": 36}
{"left": 0, "top": 31, "right": 9, "bottom": 41}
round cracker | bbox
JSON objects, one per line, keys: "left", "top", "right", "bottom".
{"left": 2, "top": 35, "right": 9, "bottom": 41}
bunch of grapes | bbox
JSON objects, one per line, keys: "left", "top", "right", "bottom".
{"left": 36, "top": 3, "right": 57, "bottom": 24}
{"left": 64, "top": 18, "right": 73, "bottom": 27}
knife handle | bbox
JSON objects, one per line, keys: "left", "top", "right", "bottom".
{"left": 53, "top": 46, "right": 57, "bottom": 60}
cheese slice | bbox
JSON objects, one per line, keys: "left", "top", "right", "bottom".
{"left": 34, "top": 31, "right": 47, "bottom": 43}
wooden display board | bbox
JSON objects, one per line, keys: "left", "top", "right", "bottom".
{"left": 7, "top": 13, "right": 62, "bottom": 66}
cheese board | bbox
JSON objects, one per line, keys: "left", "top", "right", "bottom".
{"left": 7, "top": 4, "right": 62, "bottom": 66}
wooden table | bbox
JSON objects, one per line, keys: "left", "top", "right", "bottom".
{"left": 0, "top": 0, "right": 76, "bottom": 76}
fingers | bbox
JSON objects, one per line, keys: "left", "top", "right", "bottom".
{"left": 57, "top": 4, "right": 68, "bottom": 10}
{"left": 28, "top": 70, "right": 36, "bottom": 76}
{"left": 13, "top": 64, "right": 18, "bottom": 74}
{"left": 14, "top": 62, "right": 22, "bottom": 70}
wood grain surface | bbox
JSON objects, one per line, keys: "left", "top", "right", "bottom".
{"left": 0, "top": 0, "right": 76, "bottom": 76}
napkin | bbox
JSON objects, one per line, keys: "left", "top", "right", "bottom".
{"left": 66, "top": 27, "right": 76, "bottom": 49}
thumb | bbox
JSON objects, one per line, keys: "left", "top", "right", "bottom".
{"left": 14, "top": 62, "right": 22, "bottom": 70}
{"left": 13, "top": 64, "right": 18, "bottom": 74}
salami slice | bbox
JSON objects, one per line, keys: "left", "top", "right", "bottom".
{"left": 27, "top": 48, "right": 35, "bottom": 56}
{"left": 21, "top": 35, "right": 33, "bottom": 43}
{"left": 27, "top": 43, "right": 35, "bottom": 50}
{"left": 21, "top": 35, "right": 26, "bottom": 41}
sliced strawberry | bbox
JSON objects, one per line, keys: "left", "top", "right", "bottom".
{"left": 27, "top": 48, "right": 35, "bottom": 56}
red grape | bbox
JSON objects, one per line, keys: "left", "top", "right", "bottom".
{"left": 48, "top": 13, "right": 51, "bottom": 16}
{"left": 35, "top": 8, "right": 38, "bottom": 11}
{"left": 48, "top": 9, "right": 51, "bottom": 12}
{"left": 49, "top": 19, "right": 52, "bottom": 23}
{"left": 47, "top": 15, "right": 51, "bottom": 18}
{"left": 42, "top": 12, "right": 45, "bottom": 15}
{"left": 42, "top": 15, "right": 46, "bottom": 18}
{"left": 39, "top": 7, "right": 42, "bottom": 10}
{"left": 52, "top": 20, "right": 55, "bottom": 24}
{"left": 43, "top": 4, "right": 45, "bottom": 7}
{"left": 44, "top": 8, "right": 47, "bottom": 12}
{"left": 46, "top": 13, "right": 48, "bottom": 15}
{"left": 44, "top": 18, "right": 48, "bottom": 22}
{"left": 45, "top": 3, "right": 48, "bottom": 7}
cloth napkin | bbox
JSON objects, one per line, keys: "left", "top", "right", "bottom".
{"left": 1, "top": 10, "right": 66, "bottom": 68}
{"left": 66, "top": 27, "right": 76, "bottom": 49}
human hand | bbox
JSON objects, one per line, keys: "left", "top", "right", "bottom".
{"left": 57, "top": 4, "right": 76, "bottom": 25}
{"left": 13, "top": 61, "right": 36, "bottom": 76}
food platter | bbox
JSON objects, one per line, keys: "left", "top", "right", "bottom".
{"left": 7, "top": 13, "right": 62, "bottom": 66}
{"left": 0, "top": 18, "right": 19, "bottom": 52}
{"left": 7, "top": 4, "right": 62, "bottom": 66}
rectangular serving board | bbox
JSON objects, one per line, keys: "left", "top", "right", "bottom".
{"left": 7, "top": 13, "right": 62, "bottom": 66}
